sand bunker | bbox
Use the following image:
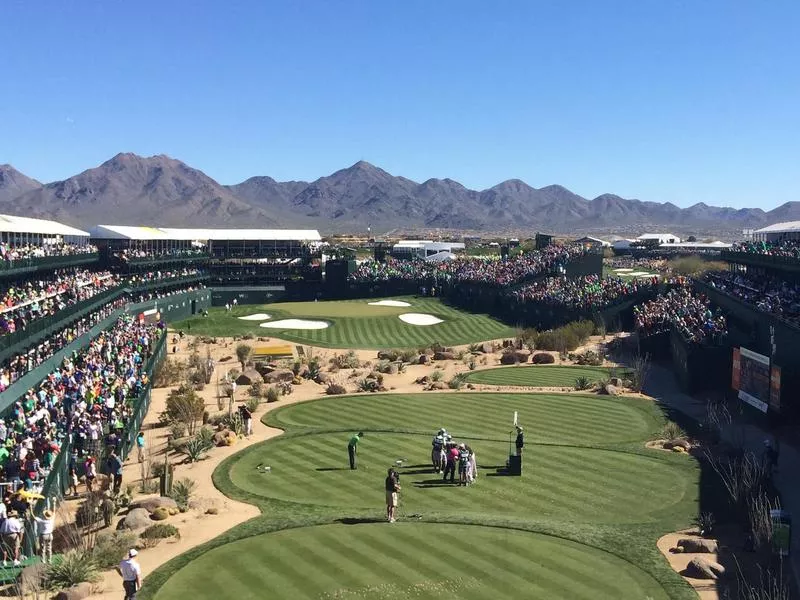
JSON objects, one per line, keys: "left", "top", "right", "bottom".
{"left": 627, "top": 271, "right": 651, "bottom": 276}
{"left": 238, "top": 313, "right": 271, "bottom": 321}
{"left": 398, "top": 313, "right": 444, "bottom": 326}
{"left": 614, "top": 268, "right": 634, "bottom": 272}
{"left": 260, "top": 319, "right": 329, "bottom": 330}
{"left": 368, "top": 300, "right": 411, "bottom": 307}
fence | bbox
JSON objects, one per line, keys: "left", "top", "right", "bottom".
{"left": 0, "top": 253, "right": 99, "bottom": 276}
{"left": 721, "top": 250, "right": 800, "bottom": 273}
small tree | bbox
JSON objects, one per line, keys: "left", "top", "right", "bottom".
{"left": 630, "top": 353, "right": 651, "bottom": 392}
{"left": 236, "top": 343, "right": 253, "bottom": 370}
{"left": 164, "top": 385, "right": 206, "bottom": 437}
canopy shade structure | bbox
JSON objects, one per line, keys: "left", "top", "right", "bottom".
{"left": 89, "top": 225, "right": 322, "bottom": 242}
{"left": 0, "top": 215, "right": 89, "bottom": 237}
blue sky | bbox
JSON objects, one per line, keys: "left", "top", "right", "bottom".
{"left": 1, "top": 0, "right": 798, "bottom": 209}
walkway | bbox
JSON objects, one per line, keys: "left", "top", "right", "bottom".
{"left": 644, "top": 363, "right": 800, "bottom": 583}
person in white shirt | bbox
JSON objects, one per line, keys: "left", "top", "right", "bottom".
{"left": 119, "top": 548, "right": 142, "bottom": 599}
{"left": 1, "top": 511, "right": 24, "bottom": 566}
{"left": 34, "top": 509, "right": 55, "bottom": 564}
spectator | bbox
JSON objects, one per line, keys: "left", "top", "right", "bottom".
{"left": 107, "top": 450, "right": 123, "bottom": 496}
{"left": 34, "top": 509, "right": 54, "bottom": 564}
{"left": 118, "top": 548, "right": 142, "bottom": 599}
{"left": 1, "top": 510, "right": 24, "bottom": 566}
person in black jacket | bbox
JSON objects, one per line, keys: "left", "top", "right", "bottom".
{"left": 515, "top": 426, "right": 524, "bottom": 456}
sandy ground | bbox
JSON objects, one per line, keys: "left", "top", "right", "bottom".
{"left": 77, "top": 331, "right": 635, "bottom": 598}
{"left": 657, "top": 530, "right": 720, "bottom": 600}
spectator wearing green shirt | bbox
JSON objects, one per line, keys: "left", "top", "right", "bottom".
{"left": 347, "top": 432, "right": 364, "bottom": 470}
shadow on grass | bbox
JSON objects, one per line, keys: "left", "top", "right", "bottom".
{"left": 337, "top": 517, "right": 387, "bottom": 525}
{"left": 414, "top": 478, "right": 459, "bottom": 488}
{"left": 316, "top": 467, "right": 350, "bottom": 472}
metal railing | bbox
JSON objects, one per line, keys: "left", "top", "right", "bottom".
{"left": 721, "top": 250, "right": 800, "bottom": 272}
{"left": 0, "top": 253, "right": 99, "bottom": 275}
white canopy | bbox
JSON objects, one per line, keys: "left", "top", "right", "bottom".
{"left": 0, "top": 215, "right": 89, "bottom": 237}
{"left": 89, "top": 225, "right": 322, "bottom": 242}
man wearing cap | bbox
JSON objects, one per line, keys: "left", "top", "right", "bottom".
{"left": 119, "top": 548, "right": 142, "bottom": 599}
{"left": 34, "top": 509, "right": 55, "bottom": 564}
{"left": 515, "top": 426, "right": 524, "bottom": 456}
{"left": 1, "top": 510, "right": 24, "bottom": 566}
{"left": 347, "top": 432, "right": 363, "bottom": 470}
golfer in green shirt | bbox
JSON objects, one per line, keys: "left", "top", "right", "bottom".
{"left": 348, "top": 432, "right": 364, "bottom": 470}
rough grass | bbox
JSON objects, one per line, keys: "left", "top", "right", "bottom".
{"left": 465, "top": 365, "right": 616, "bottom": 387}
{"left": 172, "top": 297, "right": 515, "bottom": 348}
{"left": 143, "top": 390, "right": 699, "bottom": 600}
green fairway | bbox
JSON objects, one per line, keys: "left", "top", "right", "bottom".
{"left": 172, "top": 296, "right": 515, "bottom": 348}
{"left": 465, "top": 365, "right": 620, "bottom": 387}
{"left": 153, "top": 522, "right": 669, "bottom": 600}
{"left": 227, "top": 431, "right": 690, "bottom": 523}
{"left": 145, "top": 390, "right": 699, "bottom": 600}
{"left": 267, "top": 392, "right": 660, "bottom": 445}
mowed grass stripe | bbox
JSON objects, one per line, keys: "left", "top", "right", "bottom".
{"left": 175, "top": 296, "right": 516, "bottom": 348}
{"left": 153, "top": 523, "right": 669, "bottom": 600}
{"left": 466, "top": 365, "right": 621, "bottom": 387}
{"left": 228, "top": 432, "right": 691, "bottom": 523}
{"left": 269, "top": 393, "right": 659, "bottom": 445}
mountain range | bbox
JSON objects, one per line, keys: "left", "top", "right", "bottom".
{"left": 0, "top": 153, "right": 791, "bottom": 237}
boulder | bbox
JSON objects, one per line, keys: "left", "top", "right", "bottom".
{"left": 672, "top": 446, "right": 687, "bottom": 453}
{"left": 532, "top": 353, "right": 555, "bottom": 364}
{"left": 478, "top": 342, "right": 493, "bottom": 354}
{"left": 118, "top": 508, "right": 152, "bottom": 531}
{"left": 500, "top": 353, "right": 517, "bottom": 365}
{"left": 676, "top": 538, "right": 718, "bottom": 553}
{"left": 514, "top": 350, "right": 530, "bottom": 363}
{"left": 609, "top": 377, "right": 621, "bottom": 386}
{"left": 427, "top": 381, "right": 448, "bottom": 390}
{"left": 433, "top": 351, "right": 455, "bottom": 361}
{"left": 415, "top": 376, "right": 430, "bottom": 385}
{"left": 377, "top": 350, "right": 398, "bottom": 361}
{"left": 314, "top": 371, "right": 330, "bottom": 385}
{"left": 668, "top": 438, "right": 691, "bottom": 450}
{"left": 130, "top": 496, "right": 179, "bottom": 513}
{"left": 418, "top": 354, "right": 431, "bottom": 365}
{"left": 55, "top": 582, "right": 94, "bottom": 600}
{"left": 264, "top": 369, "right": 295, "bottom": 383}
{"left": 685, "top": 557, "right": 725, "bottom": 580}
{"left": 603, "top": 384, "right": 621, "bottom": 396}
{"left": 213, "top": 429, "right": 236, "bottom": 447}
{"left": 387, "top": 363, "right": 399, "bottom": 375}
{"left": 19, "top": 563, "right": 47, "bottom": 595}
{"left": 236, "top": 369, "right": 263, "bottom": 385}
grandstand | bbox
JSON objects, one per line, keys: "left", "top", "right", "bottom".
{"left": 0, "top": 215, "right": 98, "bottom": 275}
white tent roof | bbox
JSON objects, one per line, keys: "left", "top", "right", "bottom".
{"left": 0, "top": 215, "right": 89, "bottom": 237}
{"left": 638, "top": 233, "right": 678, "bottom": 240}
{"left": 754, "top": 221, "right": 800, "bottom": 234}
{"left": 660, "top": 241, "right": 731, "bottom": 249}
{"left": 90, "top": 225, "right": 321, "bottom": 242}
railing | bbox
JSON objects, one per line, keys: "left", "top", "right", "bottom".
{"left": 721, "top": 250, "right": 800, "bottom": 272}
{"left": 121, "top": 253, "right": 210, "bottom": 267}
{"left": 127, "top": 273, "right": 209, "bottom": 294}
{"left": 695, "top": 279, "right": 800, "bottom": 335}
{"left": 0, "top": 252, "right": 99, "bottom": 275}
{"left": 0, "top": 286, "right": 123, "bottom": 356}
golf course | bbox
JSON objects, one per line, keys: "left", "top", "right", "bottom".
{"left": 145, "top": 386, "right": 700, "bottom": 600}
{"left": 174, "top": 296, "right": 515, "bottom": 348}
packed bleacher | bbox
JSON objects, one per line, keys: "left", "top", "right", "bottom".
{"left": 0, "top": 270, "right": 118, "bottom": 335}
{"left": 124, "top": 267, "right": 205, "bottom": 286}
{"left": 0, "top": 243, "right": 97, "bottom": 262}
{"left": 114, "top": 248, "right": 207, "bottom": 262}
{"left": 349, "top": 244, "right": 589, "bottom": 287}
{"left": 634, "top": 286, "right": 727, "bottom": 344}
{"left": 731, "top": 239, "right": 800, "bottom": 259}
{"left": 0, "top": 315, "right": 164, "bottom": 498}
{"left": 705, "top": 270, "right": 800, "bottom": 325}
{"left": 511, "top": 274, "right": 659, "bottom": 310}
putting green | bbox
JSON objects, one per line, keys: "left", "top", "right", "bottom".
{"left": 153, "top": 522, "right": 669, "bottom": 600}
{"left": 227, "top": 432, "right": 690, "bottom": 523}
{"left": 267, "top": 393, "right": 660, "bottom": 445}
{"left": 173, "top": 297, "right": 515, "bottom": 348}
{"left": 465, "top": 365, "right": 621, "bottom": 387}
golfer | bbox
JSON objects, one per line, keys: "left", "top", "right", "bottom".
{"left": 385, "top": 468, "right": 401, "bottom": 522}
{"left": 515, "top": 426, "right": 524, "bottom": 456}
{"left": 348, "top": 432, "right": 363, "bottom": 470}
{"left": 119, "top": 548, "right": 142, "bottom": 599}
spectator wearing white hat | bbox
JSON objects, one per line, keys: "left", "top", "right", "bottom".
{"left": 119, "top": 548, "right": 142, "bottom": 599}
{"left": 34, "top": 509, "right": 55, "bottom": 564}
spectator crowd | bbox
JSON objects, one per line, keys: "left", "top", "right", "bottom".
{"left": 731, "top": 239, "right": 800, "bottom": 259}
{"left": 0, "top": 243, "right": 97, "bottom": 263}
{"left": 114, "top": 247, "right": 207, "bottom": 262}
{"left": 705, "top": 270, "right": 800, "bottom": 325}
{"left": 511, "top": 274, "right": 658, "bottom": 310}
{"left": 634, "top": 286, "right": 727, "bottom": 344}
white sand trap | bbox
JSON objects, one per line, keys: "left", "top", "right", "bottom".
{"left": 259, "top": 319, "right": 329, "bottom": 330}
{"left": 627, "top": 271, "right": 651, "bottom": 276}
{"left": 614, "top": 268, "right": 634, "bottom": 272}
{"left": 638, "top": 273, "right": 658, "bottom": 278}
{"left": 398, "top": 313, "right": 443, "bottom": 326}
{"left": 238, "top": 313, "right": 271, "bottom": 321}
{"left": 368, "top": 300, "right": 411, "bottom": 307}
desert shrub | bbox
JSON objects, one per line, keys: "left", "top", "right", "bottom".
{"left": 246, "top": 397, "right": 261, "bottom": 413}
{"left": 46, "top": 550, "right": 100, "bottom": 588}
{"left": 669, "top": 255, "right": 726, "bottom": 277}
{"left": 326, "top": 382, "right": 347, "bottom": 395}
{"left": 277, "top": 381, "right": 293, "bottom": 395}
{"left": 531, "top": 353, "right": 555, "bottom": 364}
{"left": 266, "top": 386, "right": 281, "bottom": 403}
{"left": 535, "top": 320, "right": 594, "bottom": 352}
{"left": 169, "top": 420, "right": 187, "bottom": 440}
{"left": 306, "top": 357, "right": 322, "bottom": 379}
{"left": 448, "top": 373, "right": 468, "bottom": 390}
{"left": 661, "top": 421, "right": 686, "bottom": 440}
{"left": 196, "top": 425, "right": 215, "bottom": 447}
{"left": 399, "top": 349, "right": 417, "bottom": 363}
{"left": 236, "top": 343, "right": 253, "bottom": 369}
{"left": 570, "top": 351, "right": 603, "bottom": 366}
{"left": 249, "top": 381, "right": 265, "bottom": 397}
{"left": 331, "top": 350, "right": 360, "bottom": 369}
{"left": 291, "top": 359, "right": 302, "bottom": 375}
{"left": 376, "top": 360, "right": 392, "bottom": 374}
{"left": 163, "top": 384, "right": 206, "bottom": 437}
{"left": 181, "top": 438, "right": 213, "bottom": 463}
{"left": 357, "top": 378, "right": 381, "bottom": 393}
{"left": 153, "top": 358, "right": 186, "bottom": 387}
{"left": 467, "top": 359, "right": 476, "bottom": 370}
{"left": 574, "top": 376, "right": 592, "bottom": 390}
{"left": 90, "top": 531, "right": 137, "bottom": 568}
{"left": 169, "top": 478, "right": 196, "bottom": 511}
{"left": 140, "top": 523, "right": 180, "bottom": 548}
{"left": 430, "top": 369, "right": 444, "bottom": 382}
{"left": 629, "top": 353, "right": 651, "bottom": 393}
